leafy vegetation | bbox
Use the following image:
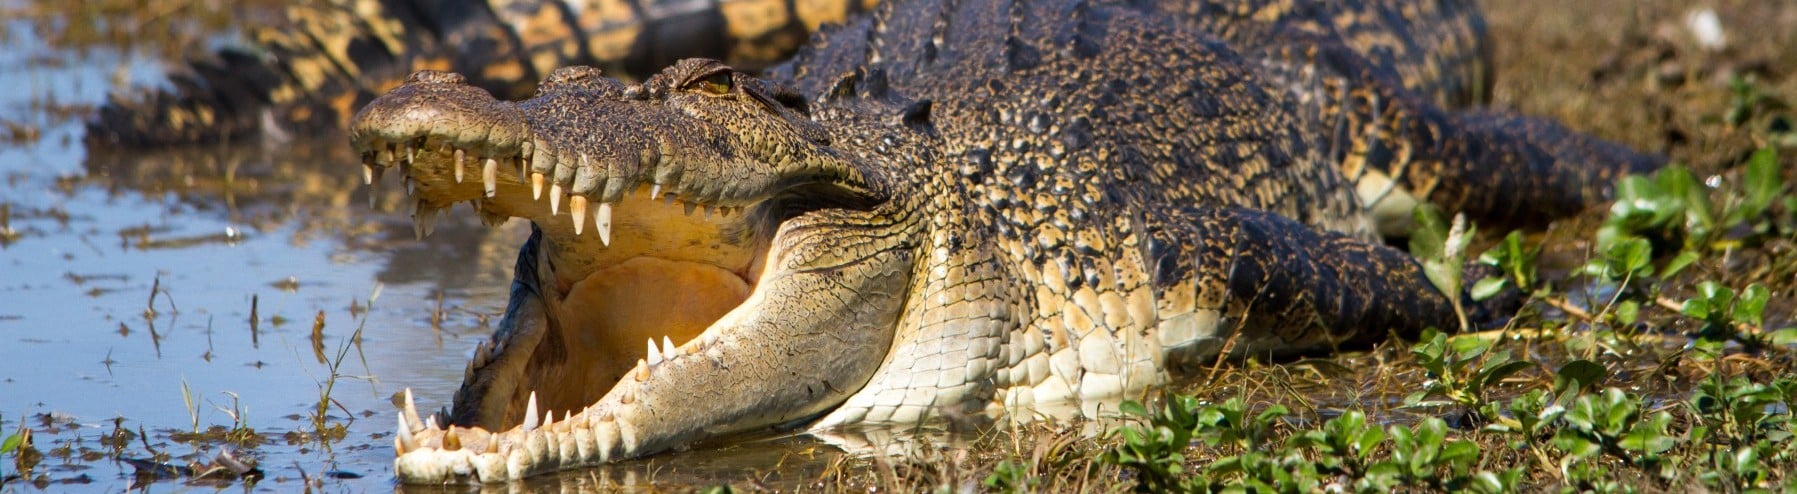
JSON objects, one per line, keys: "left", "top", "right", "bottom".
{"left": 1063, "top": 141, "right": 1797, "bottom": 492}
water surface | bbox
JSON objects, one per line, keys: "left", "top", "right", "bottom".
{"left": 0, "top": 6, "right": 848, "bottom": 491}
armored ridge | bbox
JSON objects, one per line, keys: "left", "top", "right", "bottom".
{"left": 346, "top": 0, "right": 1661, "bottom": 483}
{"left": 85, "top": 0, "right": 873, "bottom": 147}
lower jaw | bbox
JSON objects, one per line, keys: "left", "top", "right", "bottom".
{"left": 506, "top": 255, "right": 752, "bottom": 427}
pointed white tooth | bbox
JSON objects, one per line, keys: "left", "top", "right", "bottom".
{"left": 570, "top": 195, "right": 588, "bottom": 236}
{"left": 403, "top": 389, "right": 423, "bottom": 433}
{"left": 683, "top": 202, "right": 697, "bottom": 216}
{"left": 424, "top": 416, "right": 439, "bottom": 431}
{"left": 649, "top": 183, "right": 662, "bottom": 200}
{"left": 453, "top": 149, "right": 466, "bottom": 183}
{"left": 405, "top": 143, "right": 417, "bottom": 164}
{"left": 662, "top": 335, "right": 677, "bottom": 357}
{"left": 530, "top": 138, "right": 550, "bottom": 174}
{"left": 523, "top": 391, "right": 541, "bottom": 431}
{"left": 531, "top": 172, "right": 545, "bottom": 200}
{"left": 596, "top": 202, "right": 613, "bottom": 246}
{"left": 646, "top": 338, "right": 662, "bottom": 366}
{"left": 405, "top": 176, "right": 415, "bottom": 196}
{"left": 550, "top": 184, "right": 564, "bottom": 215}
{"left": 483, "top": 158, "right": 499, "bottom": 198}
{"left": 411, "top": 202, "right": 436, "bottom": 240}
{"left": 396, "top": 412, "right": 417, "bottom": 454}
{"left": 363, "top": 163, "right": 376, "bottom": 185}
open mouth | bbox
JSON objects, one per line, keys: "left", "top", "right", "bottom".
{"left": 449, "top": 181, "right": 780, "bottom": 431}
{"left": 350, "top": 67, "right": 898, "bottom": 482}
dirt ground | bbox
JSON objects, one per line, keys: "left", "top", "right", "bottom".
{"left": 1484, "top": 0, "right": 1795, "bottom": 171}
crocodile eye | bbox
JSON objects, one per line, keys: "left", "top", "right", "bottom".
{"left": 694, "top": 71, "right": 733, "bottom": 95}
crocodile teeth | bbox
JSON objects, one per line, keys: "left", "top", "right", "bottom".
{"left": 550, "top": 184, "right": 564, "bottom": 215}
{"left": 596, "top": 202, "right": 613, "bottom": 246}
{"left": 663, "top": 335, "right": 678, "bottom": 358}
{"left": 412, "top": 202, "right": 438, "bottom": 240}
{"left": 683, "top": 201, "right": 697, "bottom": 216}
{"left": 453, "top": 149, "right": 465, "bottom": 183}
{"left": 530, "top": 138, "right": 551, "bottom": 173}
{"left": 645, "top": 338, "right": 662, "bottom": 366}
{"left": 362, "top": 161, "right": 377, "bottom": 186}
{"left": 402, "top": 388, "right": 424, "bottom": 433}
{"left": 472, "top": 341, "right": 492, "bottom": 369}
{"left": 404, "top": 176, "right": 416, "bottom": 196}
{"left": 442, "top": 425, "right": 461, "bottom": 451}
{"left": 570, "top": 195, "right": 588, "bottom": 236}
{"left": 531, "top": 172, "right": 545, "bottom": 200}
{"left": 649, "top": 183, "right": 662, "bottom": 200}
{"left": 404, "top": 143, "right": 417, "bottom": 165}
{"left": 635, "top": 359, "right": 650, "bottom": 381}
{"left": 395, "top": 412, "right": 417, "bottom": 454}
{"left": 523, "top": 391, "right": 541, "bottom": 432}
{"left": 483, "top": 158, "right": 499, "bottom": 198}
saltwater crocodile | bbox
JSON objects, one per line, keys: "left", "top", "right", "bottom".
{"left": 342, "top": 0, "right": 1661, "bottom": 484}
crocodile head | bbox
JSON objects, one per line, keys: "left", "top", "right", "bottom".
{"left": 350, "top": 61, "right": 925, "bottom": 482}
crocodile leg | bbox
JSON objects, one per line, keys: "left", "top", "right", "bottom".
{"left": 87, "top": 0, "right": 875, "bottom": 147}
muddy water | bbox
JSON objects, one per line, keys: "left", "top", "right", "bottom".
{"left": 0, "top": 13, "right": 849, "bottom": 493}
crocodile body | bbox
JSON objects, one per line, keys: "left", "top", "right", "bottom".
{"left": 345, "top": 0, "right": 1660, "bottom": 483}
{"left": 86, "top": 0, "right": 871, "bottom": 146}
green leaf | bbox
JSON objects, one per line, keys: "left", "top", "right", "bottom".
{"left": 1742, "top": 147, "right": 1781, "bottom": 218}
{"left": 1479, "top": 360, "right": 1533, "bottom": 391}
{"left": 1770, "top": 328, "right": 1797, "bottom": 347}
{"left": 1470, "top": 276, "right": 1509, "bottom": 302}
{"left": 1659, "top": 166, "right": 1714, "bottom": 234}
{"left": 1410, "top": 204, "right": 1450, "bottom": 261}
{"left": 1661, "top": 249, "right": 1702, "bottom": 279}
{"left": 1554, "top": 360, "right": 1607, "bottom": 399}
{"left": 1619, "top": 412, "right": 1678, "bottom": 455}
{"left": 1606, "top": 236, "right": 1654, "bottom": 278}
{"left": 1681, "top": 297, "right": 1713, "bottom": 320}
{"left": 1734, "top": 283, "right": 1769, "bottom": 328}
{"left": 0, "top": 431, "right": 19, "bottom": 455}
{"left": 1616, "top": 299, "right": 1641, "bottom": 326}
{"left": 1119, "top": 400, "right": 1150, "bottom": 419}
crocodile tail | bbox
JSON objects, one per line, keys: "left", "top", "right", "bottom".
{"left": 86, "top": 0, "right": 874, "bottom": 147}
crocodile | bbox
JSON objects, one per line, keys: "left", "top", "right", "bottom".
{"left": 346, "top": 0, "right": 1662, "bottom": 483}
{"left": 86, "top": 0, "right": 873, "bottom": 147}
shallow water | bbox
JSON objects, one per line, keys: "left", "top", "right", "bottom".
{"left": 0, "top": 9, "right": 852, "bottom": 492}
